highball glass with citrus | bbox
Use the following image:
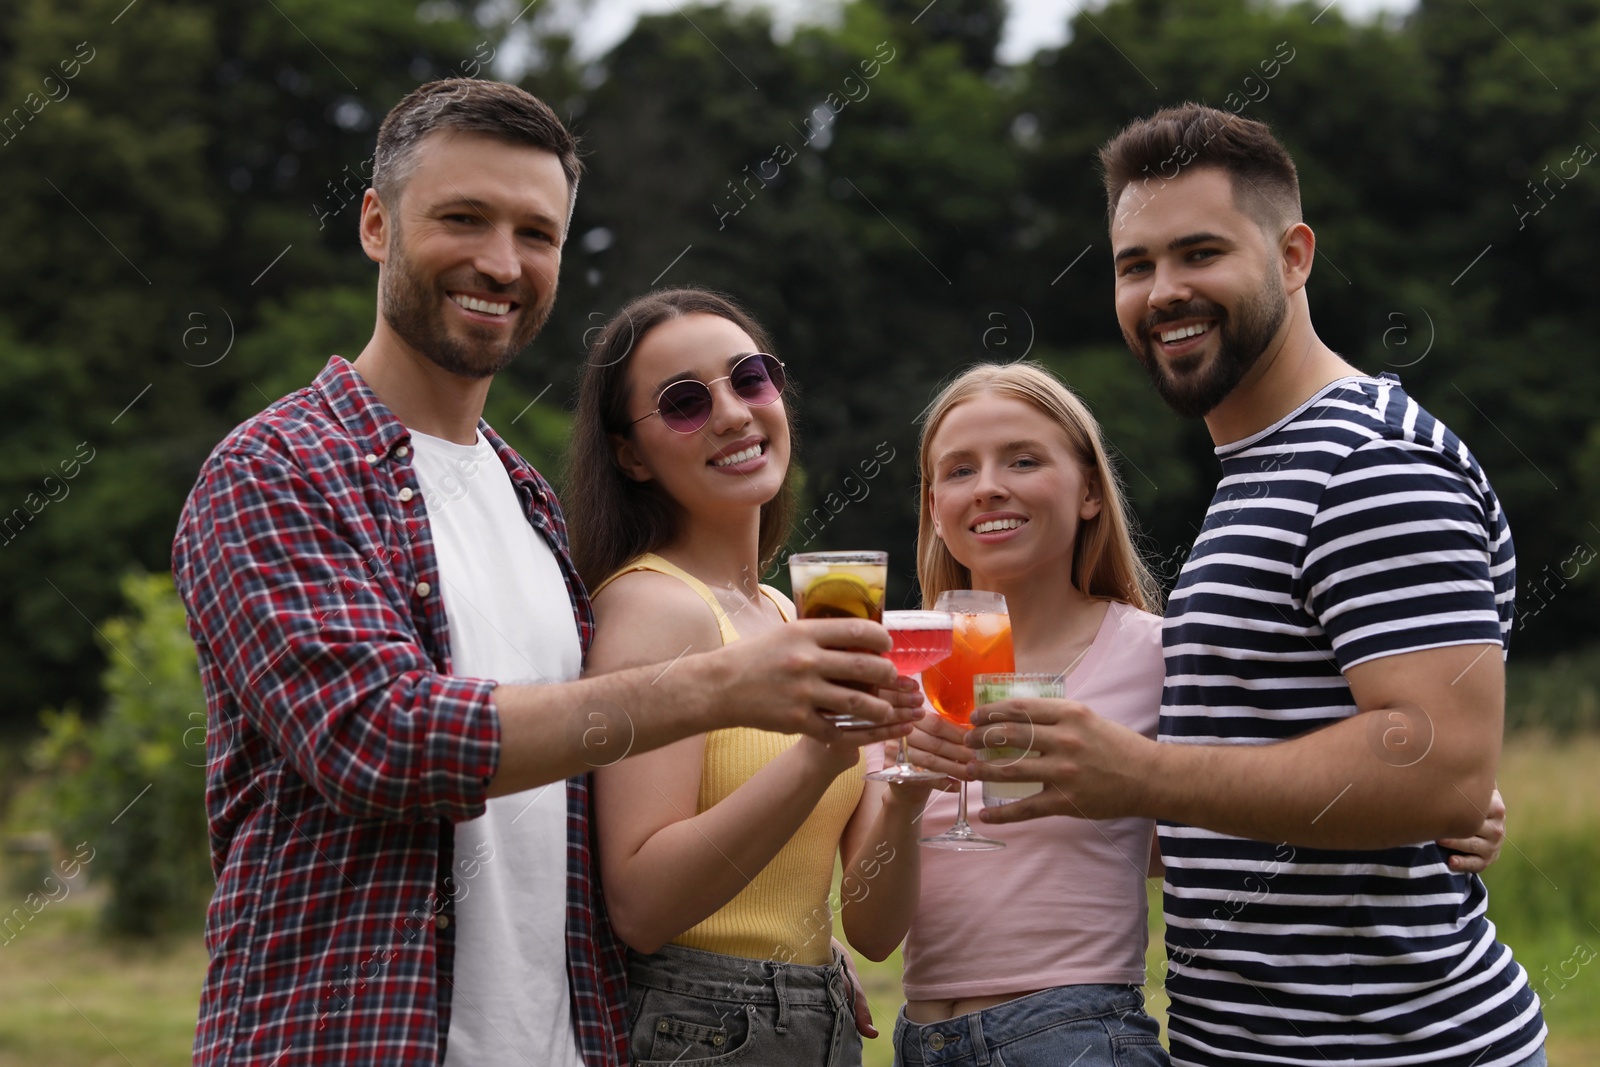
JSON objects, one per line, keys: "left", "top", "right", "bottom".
{"left": 787, "top": 551, "right": 888, "bottom": 728}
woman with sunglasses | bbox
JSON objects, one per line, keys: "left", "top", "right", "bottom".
{"left": 565, "top": 288, "right": 931, "bottom": 1067}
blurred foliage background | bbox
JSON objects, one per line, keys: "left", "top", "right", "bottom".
{"left": 1, "top": 0, "right": 1597, "bottom": 1061}
{"left": 2, "top": 0, "right": 1598, "bottom": 725}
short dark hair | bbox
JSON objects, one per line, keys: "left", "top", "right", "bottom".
{"left": 372, "top": 78, "right": 582, "bottom": 219}
{"left": 1098, "top": 103, "right": 1300, "bottom": 234}
{"left": 565, "top": 289, "right": 798, "bottom": 591}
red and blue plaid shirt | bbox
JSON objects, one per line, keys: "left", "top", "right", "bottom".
{"left": 172, "top": 356, "right": 629, "bottom": 1065}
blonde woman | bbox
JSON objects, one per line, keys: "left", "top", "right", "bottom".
{"left": 876, "top": 362, "right": 1506, "bottom": 1067}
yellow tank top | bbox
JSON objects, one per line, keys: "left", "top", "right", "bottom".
{"left": 594, "top": 553, "right": 864, "bottom": 965}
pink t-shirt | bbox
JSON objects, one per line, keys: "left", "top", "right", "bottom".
{"left": 870, "top": 600, "right": 1163, "bottom": 1000}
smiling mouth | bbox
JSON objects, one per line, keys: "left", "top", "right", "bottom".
{"left": 972, "top": 517, "right": 1026, "bottom": 534}
{"left": 711, "top": 442, "right": 765, "bottom": 467}
{"left": 449, "top": 292, "right": 516, "bottom": 316}
{"left": 1156, "top": 321, "right": 1214, "bottom": 344}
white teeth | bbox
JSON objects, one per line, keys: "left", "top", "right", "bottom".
{"left": 974, "top": 518, "right": 1025, "bottom": 534}
{"left": 1159, "top": 322, "right": 1210, "bottom": 343}
{"left": 712, "top": 444, "right": 762, "bottom": 467}
{"left": 453, "top": 294, "right": 512, "bottom": 316}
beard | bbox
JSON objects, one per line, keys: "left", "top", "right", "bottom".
{"left": 380, "top": 225, "right": 556, "bottom": 380}
{"left": 1124, "top": 273, "right": 1287, "bottom": 419}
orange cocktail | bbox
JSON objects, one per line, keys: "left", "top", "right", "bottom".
{"left": 923, "top": 611, "right": 1015, "bottom": 728}
{"left": 921, "top": 590, "right": 1013, "bottom": 851}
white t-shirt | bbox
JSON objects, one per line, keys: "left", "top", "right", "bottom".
{"left": 411, "top": 429, "right": 586, "bottom": 1067}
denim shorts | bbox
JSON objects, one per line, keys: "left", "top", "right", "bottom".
{"left": 1508, "top": 1044, "right": 1547, "bottom": 1067}
{"left": 626, "top": 943, "right": 862, "bottom": 1066}
{"left": 893, "top": 984, "right": 1168, "bottom": 1067}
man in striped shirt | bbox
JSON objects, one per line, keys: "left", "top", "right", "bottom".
{"left": 971, "top": 104, "right": 1546, "bottom": 1066}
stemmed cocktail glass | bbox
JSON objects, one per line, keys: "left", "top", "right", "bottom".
{"left": 919, "top": 590, "right": 1014, "bottom": 850}
{"left": 865, "top": 610, "right": 953, "bottom": 784}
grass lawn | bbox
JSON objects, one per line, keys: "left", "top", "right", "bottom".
{"left": 2, "top": 732, "right": 1596, "bottom": 1064}
{"left": 0, "top": 888, "right": 206, "bottom": 1066}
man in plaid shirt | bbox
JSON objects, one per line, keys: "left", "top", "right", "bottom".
{"left": 172, "top": 79, "right": 915, "bottom": 1066}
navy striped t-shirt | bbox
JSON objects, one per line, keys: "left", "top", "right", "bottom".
{"left": 1158, "top": 374, "right": 1546, "bottom": 1066}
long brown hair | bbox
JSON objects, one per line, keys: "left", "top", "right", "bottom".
{"left": 565, "top": 288, "right": 798, "bottom": 591}
{"left": 916, "top": 362, "right": 1156, "bottom": 611}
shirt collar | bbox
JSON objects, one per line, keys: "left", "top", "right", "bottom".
{"left": 311, "top": 355, "right": 414, "bottom": 458}
{"left": 312, "top": 355, "right": 555, "bottom": 509}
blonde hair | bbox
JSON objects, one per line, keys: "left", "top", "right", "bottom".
{"left": 916, "top": 362, "right": 1156, "bottom": 612}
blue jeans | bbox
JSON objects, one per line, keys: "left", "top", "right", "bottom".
{"left": 626, "top": 943, "right": 861, "bottom": 1066}
{"left": 893, "top": 984, "right": 1168, "bottom": 1067}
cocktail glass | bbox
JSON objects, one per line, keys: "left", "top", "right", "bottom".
{"left": 865, "top": 610, "right": 953, "bottom": 784}
{"left": 788, "top": 551, "right": 888, "bottom": 729}
{"left": 920, "top": 590, "right": 1013, "bottom": 850}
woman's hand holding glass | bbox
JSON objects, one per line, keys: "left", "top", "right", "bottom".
{"left": 887, "top": 712, "right": 974, "bottom": 787}
{"left": 798, "top": 674, "right": 928, "bottom": 773}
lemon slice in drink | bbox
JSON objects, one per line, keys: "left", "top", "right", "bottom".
{"left": 801, "top": 574, "right": 880, "bottom": 619}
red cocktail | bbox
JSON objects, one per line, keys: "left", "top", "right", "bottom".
{"left": 866, "top": 611, "right": 953, "bottom": 784}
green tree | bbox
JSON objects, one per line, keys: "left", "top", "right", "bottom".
{"left": 527, "top": 1, "right": 1018, "bottom": 599}
{"left": 0, "top": 0, "right": 550, "bottom": 726}
{"left": 27, "top": 573, "right": 211, "bottom": 938}
{"left": 4, "top": 0, "right": 1598, "bottom": 733}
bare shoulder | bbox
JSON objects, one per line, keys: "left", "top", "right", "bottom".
{"left": 588, "top": 569, "right": 724, "bottom": 674}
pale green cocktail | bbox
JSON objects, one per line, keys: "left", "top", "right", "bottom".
{"left": 973, "top": 673, "right": 1065, "bottom": 807}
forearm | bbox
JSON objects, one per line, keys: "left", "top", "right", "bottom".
{"left": 224, "top": 640, "right": 503, "bottom": 822}
{"left": 839, "top": 792, "right": 923, "bottom": 961}
{"left": 490, "top": 653, "right": 731, "bottom": 796}
{"left": 1145, "top": 705, "right": 1497, "bottom": 848}
{"left": 604, "top": 745, "right": 851, "bottom": 953}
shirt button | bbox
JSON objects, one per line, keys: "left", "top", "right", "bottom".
{"left": 364, "top": 453, "right": 378, "bottom": 464}
{"left": 395, "top": 445, "right": 410, "bottom": 458}
{"left": 398, "top": 487, "right": 415, "bottom": 502}
{"left": 928, "top": 1033, "right": 945, "bottom": 1051}
{"left": 435, "top": 914, "right": 450, "bottom": 929}
{"left": 415, "top": 581, "right": 431, "bottom": 598}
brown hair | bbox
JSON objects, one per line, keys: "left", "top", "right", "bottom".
{"left": 373, "top": 78, "right": 582, "bottom": 220}
{"left": 1098, "top": 102, "right": 1300, "bottom": 234}
{"left": 565, "top": 288, "right": 799, "bottom": 591}
{"left": 916, "top": 362, "right": 1156, "bottom": 612}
